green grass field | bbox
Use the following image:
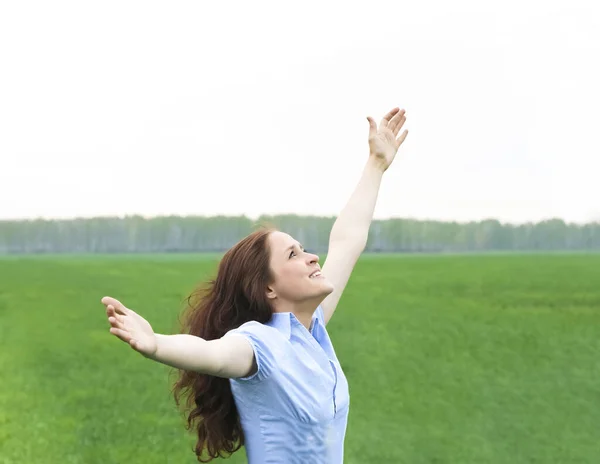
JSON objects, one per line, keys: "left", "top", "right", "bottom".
{"left": 1, "top": 253, "right": 600, "bottom": 463}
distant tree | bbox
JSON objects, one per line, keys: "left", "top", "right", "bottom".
{"left": 0, "top": 215, "right": 598, "bottom": 254}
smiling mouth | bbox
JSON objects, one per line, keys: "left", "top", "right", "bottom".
{"left": 309, "top": 271, "right": 323, "bottom": 279}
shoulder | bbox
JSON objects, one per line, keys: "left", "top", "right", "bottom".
{"left": 224, "top": 320, "right": 289, "bottom": 382}
{"left": 225, "top": 320, "right": 284, "bottom": 341}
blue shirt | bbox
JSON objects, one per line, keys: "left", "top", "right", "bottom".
{"left": 223, "top": 305, "right": 350, "bottom": 464}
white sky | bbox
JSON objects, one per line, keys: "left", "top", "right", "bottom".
{"left": 1, "top": 0, "right": 599, "bottom": 224}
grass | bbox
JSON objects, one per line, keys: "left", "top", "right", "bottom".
{"left": 1, "top": 253, "right": 600, "bottom": 463}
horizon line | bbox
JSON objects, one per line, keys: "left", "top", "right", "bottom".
{"left": 0, "top": 213, "right": 598, "bottom": 227}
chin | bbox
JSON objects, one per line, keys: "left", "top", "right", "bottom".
{"left": 321, "top": 279, "right": 335, "bottom": 295}
{"left": 304, "top": 277, "right": 334, "bottom": 299}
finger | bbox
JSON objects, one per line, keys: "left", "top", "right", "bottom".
{"left": 395, "top": 129, "right": 409, "bottom": 148}
{"left": 108, "top": 309, "right": 125, "bottom": 324}
{"left": 366, "top": 117, "right": 377, "bottom": 139}
{"left": 101, "top": 296, "right": 129, "bottom": 315}
{"left": 109, "top": 327, "right": 133, "bottom": 343}
{"left": 108, "top": 315, "right": 125, "bottom": 330}
{"left": 389, "top": 110, "right": 406, "bottom": 133}
{"left": 105, "top": 305, "right": 124, "bottom": 322}
{"left": 392, "top": 115, "right": 407, "bottom": 137}
{"left": 388, "top": 109, "right": 406, "bottom": 134}
{"left": 380, "top": 107, "right": 400, "bottom": 128}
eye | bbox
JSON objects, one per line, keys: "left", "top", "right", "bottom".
{"left": 289, "top": 245, "right": 308, "bottom": 259}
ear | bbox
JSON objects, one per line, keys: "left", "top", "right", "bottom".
{"left": 266, "top": 284, "right": 277, "bottom": 300}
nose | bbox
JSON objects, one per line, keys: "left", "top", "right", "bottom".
{"left": 307, "top": 251, "right": 319, "bottom": 263}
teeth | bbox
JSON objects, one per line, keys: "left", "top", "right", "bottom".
{"left": 310, "top": 271, "right": 322, "bottom": 278}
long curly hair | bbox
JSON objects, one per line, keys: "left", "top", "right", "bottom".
{"left": 172, "top": 226, "right": 276, "bottom": 461}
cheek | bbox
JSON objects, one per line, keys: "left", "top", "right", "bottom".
{"left": 275, "top": 263, "right": 307, "bottom": 290}
{"left": 278, "top": 261, "right": 302, "bottom": 277}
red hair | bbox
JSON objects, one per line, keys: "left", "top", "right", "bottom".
{"left": 172, "top": 227, "right": 276, "bottom": 461}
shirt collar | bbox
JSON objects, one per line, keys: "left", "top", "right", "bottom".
{"left": 267, "top": 312, "right": 293, "bottom": 339}
{"left": 267, "top": 310, "right": 321, "bottom": 340}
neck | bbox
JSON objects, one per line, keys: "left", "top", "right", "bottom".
{"left": 271, "top": 298, "right": 322, "bottom": 330}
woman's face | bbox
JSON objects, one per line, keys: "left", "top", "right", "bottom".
{"left": 266, "top": 231, "right": 334, "bottom": 304}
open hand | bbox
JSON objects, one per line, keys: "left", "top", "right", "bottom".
{"left": 367, "top": 107, "right": 408, "bottom": 171}
{"left": 101, "top": 296, "right": 158, "bottom": 358}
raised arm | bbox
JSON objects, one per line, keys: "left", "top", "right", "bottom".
{"left": 101, "top": 297, "right": 255, "bottom": 379}
{"left": 320, "top": 107, "right": 408, "bottom": 324}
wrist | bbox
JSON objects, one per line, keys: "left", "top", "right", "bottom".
{"left": 365, "top": 156, "right": 387, "bottom": 175}
{"left": 147, "top": 333, "right": 161, "bottom": 360}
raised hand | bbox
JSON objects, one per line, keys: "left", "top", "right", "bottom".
{"left": 101, "top": 296, "right": 158, "bottom": 358}
{"left": 366, "top": 107, "right": 408, "bottom": 172}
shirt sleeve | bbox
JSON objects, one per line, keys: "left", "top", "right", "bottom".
{"left": 223, "top": 321, "right": 280, "bottom": 383}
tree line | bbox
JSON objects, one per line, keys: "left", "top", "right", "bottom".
{"left": 0, "top": 215, "right": 598, "bottom": 254}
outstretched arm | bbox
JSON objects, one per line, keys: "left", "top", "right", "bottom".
{"left": 152, "top": 333, "right": 256, "bottom": 379}
{"left": 101, "top": 297, "right": 256, "bottom": 378}
{"left": 320, "top": 107, "right": 408, "bottom": 324}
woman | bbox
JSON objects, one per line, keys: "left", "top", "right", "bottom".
{"left": 101, "top": 107, "right": 408, "bottom": 463}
